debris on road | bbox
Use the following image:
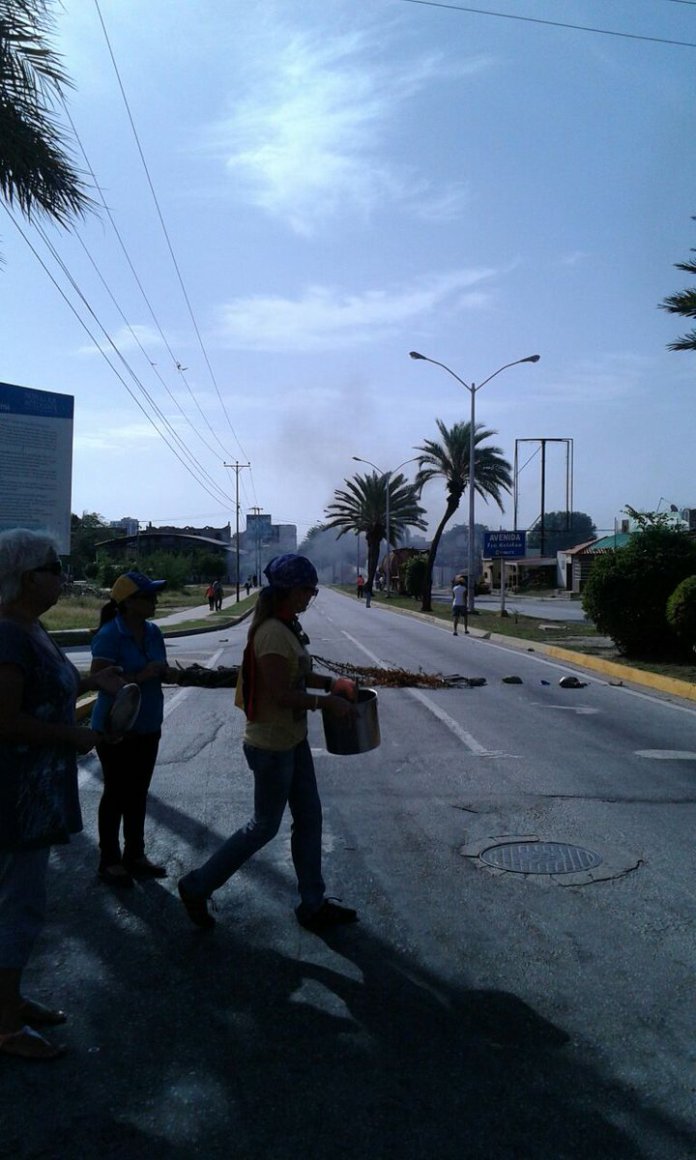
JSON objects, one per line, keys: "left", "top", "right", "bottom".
{"left": 313, "top": 655, "right": 487, "bottom": 689}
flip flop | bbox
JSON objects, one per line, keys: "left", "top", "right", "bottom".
{"left": 0, "top": 1025, "right": 66, "bottom": 1060}
{"left": 20, "top": 999, "right": 67, "bottom": 1027}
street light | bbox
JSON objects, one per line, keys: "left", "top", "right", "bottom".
{"left": 409, "top": 350, "right": 540, "bottom": 612}
{"left": 352, "top": 454, "right": 419, "bottom": 596}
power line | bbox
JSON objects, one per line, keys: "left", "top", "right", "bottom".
{"left": 5, "top": 206, "right": 237, "bottom": 510}
{"left": 398, "top": 0, "right": 696, "bottom": 48}
{"left": 92, "top": 0, "right": 253, "bottom": 465}
{"left": 65, "top": 107, "right": 238, "bottom": 464}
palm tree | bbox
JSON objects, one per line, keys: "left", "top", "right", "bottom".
{"left": 324, "top": 471, "right": 427, "bottom": 592}
{"left": 0, "top": 0, "right": 90, "bottom": 246}
{"left": 415, "top": 419, "right": 512, "bottom": 611}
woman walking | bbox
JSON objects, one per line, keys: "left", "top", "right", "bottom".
{"left": 0, "top": 529, "right": 123, "bottom": 1060}
{"left": 178, "top": 554, "right": 358, "bottom": 932}
{"left": 90, "top": 571, "right": 173, "bottom": 887}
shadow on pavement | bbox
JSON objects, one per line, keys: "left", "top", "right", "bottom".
{"left": 2, "top": 833, "right": 693, "bottom": 1160}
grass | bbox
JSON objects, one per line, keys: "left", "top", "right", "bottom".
{"left": 42, "top": 586, "right": 251, "bottom": 632}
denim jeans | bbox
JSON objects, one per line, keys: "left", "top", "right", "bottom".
{"left": 0, "top": 847, "right": 51, "bottom": 969}
{"left": 181, "top": 737, "right": 325, "bottom": 910}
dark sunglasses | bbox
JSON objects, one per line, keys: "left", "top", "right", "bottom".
{"left": 131, "top": 590, "right": 157, "bottom": 600}
{"left": 32, "top": 561, "right": 63, "bottom": 575}
{"left": 301, "top": 586, "right": 319, "bottom": 596}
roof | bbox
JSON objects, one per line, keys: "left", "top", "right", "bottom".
{"left": 564, "top": 533, "right": 632, "bottom": 556}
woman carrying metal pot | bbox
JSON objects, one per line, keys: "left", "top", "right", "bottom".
{"left": 90, "top": 571, "right": 176, "bottom": 888}
{"left": 178, "top": 553, "right": 358, "bottom": 932}
{"left": 0, "top": 529, "right": 123, "bottom": 1061}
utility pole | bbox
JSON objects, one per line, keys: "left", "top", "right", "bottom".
{"left": 249, "top": 506, "right": 263, "bottom": 586}
{"left": 224, "top": 462, "right": 251, "bottom": 601}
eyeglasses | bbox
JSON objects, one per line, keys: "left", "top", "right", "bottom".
{"left": 301, "top": 587, "right": 319, "bottom": 597}
{"left": 132, "top": 590, "right": 157, "bottom": 600}
{"left": 32, "top": 561, "right": 62, "bottom": 575}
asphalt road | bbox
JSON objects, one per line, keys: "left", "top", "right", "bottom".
{"left": 4, "top": 590, "right": 695, "bottom": 1159}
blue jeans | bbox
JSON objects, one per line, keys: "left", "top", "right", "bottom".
{"left": 181, "top": 738, "right": 325, "bottom": 910}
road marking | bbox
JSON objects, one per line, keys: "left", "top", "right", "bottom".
{"left": 530, "top": 703, "right": 600, "bottom": 715}
{"left": 635, "top": 750, "right": 696, "bottom": 760}
{"left": 340, "top": 629, "right": 514, "bottom": 757}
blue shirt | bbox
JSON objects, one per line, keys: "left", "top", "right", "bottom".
{"left": 90, "top": 615, "right": 167, "bottom": 734}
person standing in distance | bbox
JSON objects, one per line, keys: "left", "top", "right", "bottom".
{"left": 452, "top": 577, "right": 468, "bottom": 636}
{"left": 178, "top": 554, "right": 358, "bottom": 932}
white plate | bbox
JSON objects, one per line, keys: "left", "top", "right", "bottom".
{"left": 105, "top": 683, "right": 141, "bottom": 736}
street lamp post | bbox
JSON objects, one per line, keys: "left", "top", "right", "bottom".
{"left": 409, "top": 351, "right": 540, "bottom": 612}
{"left": 352, "top": 454, "right": 419, "bottom": 597}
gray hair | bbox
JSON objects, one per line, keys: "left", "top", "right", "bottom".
{"left": 0, "top": 528, "right": 61, "bottom": 604}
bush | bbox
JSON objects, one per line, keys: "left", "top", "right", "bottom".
{"left": 582, "top": 526, "right": 696, "bottom": 659}
{"left": 403, "top": 555, "right": 428, "bottom": 599}
{"left": 666, "top": 575, "right": 696, "bottom": 646}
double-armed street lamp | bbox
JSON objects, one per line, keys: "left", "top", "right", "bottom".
{"left": 352, "top": 454, "right": 420, "bottom": 596}
{"left": 409, "top": 350, "right": 540, "bottom": 612}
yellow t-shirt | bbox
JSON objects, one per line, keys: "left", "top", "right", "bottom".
{"left": 243, "top": 619, "right": 312, "bottom": 751}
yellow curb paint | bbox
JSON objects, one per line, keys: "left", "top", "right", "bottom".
{"left": 542, "top": 645, "right": 696, "bottom": 702}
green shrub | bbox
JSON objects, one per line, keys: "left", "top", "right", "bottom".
{"left": 666, "top": 575, "right": 696, "bottom": 647}
{"left": 582, "top": 526, "right": 696, "bottom": 659}
{"left": 403, "top": 555, "right": 428, "bottom": 599}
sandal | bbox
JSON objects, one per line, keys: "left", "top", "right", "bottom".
{"left": 0, "top": 1025, "right": 66, "bottom": 1060}
{"left": 20, "top": 999, "right": 67, "bottom": 1027}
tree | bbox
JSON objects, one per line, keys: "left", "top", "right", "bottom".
{"left": 527, "top": 511, "right": 597, "bottom": 554}
{"left": 0, "top": 0, "right": 90, "bottom": 252}
{"left": 415, "top": 419, "right": 512, "bottom": 612}
{"left": 659, "top": 218, "right": 696, "bottom": 352}
{"left": 582, "top": 524, "right": 696, "bottom": 660}
{"left": 324, "top": 472, "right": 426, "bottom": 592}
{"left": 666, "top": 575, "right": 696, "bottom": 647}
{"left": 70, "top": 511, "right": 118, "bottom": 578}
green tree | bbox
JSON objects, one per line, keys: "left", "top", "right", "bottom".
{"left": 0, "top": 0, "right": 90, "bottom": 252}
{"left": 403, "top": 554, "right": 428, "bottom": 600}
{"left": 659, "top": 218, "right": 696, "bottom": 352}
{"left": 70, "top": 512, "right": 118, "bottom": 578}
{"left": 527, "top": 511, "right": 597, "bottom": 554}
{"left": 324, "top": 472, "right": 426, "bottom": 592}
{"left": 582, "top": 524, "right": 696, "bottom": 660}
{"left": 415, "top": 419, "right": 512, "bottom": 612}
{"left": 666, "top": 575, "right": 696, "bottom": 647}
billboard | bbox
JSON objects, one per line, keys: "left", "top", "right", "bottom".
{"left": 0, "top": 382, "right": 74, "bottom": 554}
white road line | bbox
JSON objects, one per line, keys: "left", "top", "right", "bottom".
{"left": 339, "top": 629, "right": 508, "bottom": 757}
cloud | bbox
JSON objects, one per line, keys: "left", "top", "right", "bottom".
{"left": 215, "top": 268, "right": 498, "bottom": 351}
{"left": 77, "top": 324, "right": 165, "bottom": 358}
{"left": 204, "top": 30, "right": 488, "bottom": 232}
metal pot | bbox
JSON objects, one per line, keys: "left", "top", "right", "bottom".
{"left": 321, "top": 687, "right": 380, "bottom": 755}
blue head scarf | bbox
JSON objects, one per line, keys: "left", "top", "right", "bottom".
{"left": 263, "top": 554, "right": 318, "bottom": 590}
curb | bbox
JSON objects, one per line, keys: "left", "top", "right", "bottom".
{"left": 51, "top": 606, "right": 254, "bottom": 648}
{"left": 365, "top": 596, "right": 696, "bottom": 702}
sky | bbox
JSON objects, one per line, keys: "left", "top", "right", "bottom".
{"left": 2, "top": 0, "right": 695, "bottom": 545}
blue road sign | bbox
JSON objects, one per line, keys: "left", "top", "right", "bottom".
{"left": 483, "top": 530, "right": 526, "bottom": 558}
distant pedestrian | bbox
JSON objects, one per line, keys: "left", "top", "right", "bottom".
{"left": 364, "top": 585, "right": 372, "bottom": 608}
{"left": 213, "top": 580, "right": 223, "bottom": 611}
{"left": 452, "top": 578, "right": 468, "bottom": 636}
{"left": 244, "top": 579, "right": 251, "bottom": 597}
{"left": 206, "top": 582, "right": 215, "bottom": 611}
{"left": 356, "top": 573, "right": 365, "bottom": 599}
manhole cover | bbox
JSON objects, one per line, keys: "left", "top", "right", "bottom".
{"left": 479, "top": 841, "right": 602, "bottom": 875}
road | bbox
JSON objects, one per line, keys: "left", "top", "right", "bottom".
{"left": 4, "top": 590, "right": 695, "bottom": 1159}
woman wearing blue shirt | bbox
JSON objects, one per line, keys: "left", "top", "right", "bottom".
{"left": 90, "top": 571, "right": 172, "bottom": 888}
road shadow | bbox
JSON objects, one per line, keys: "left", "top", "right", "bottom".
{"left": 2, "top": 837, "right": 693, "bottom": 1160}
